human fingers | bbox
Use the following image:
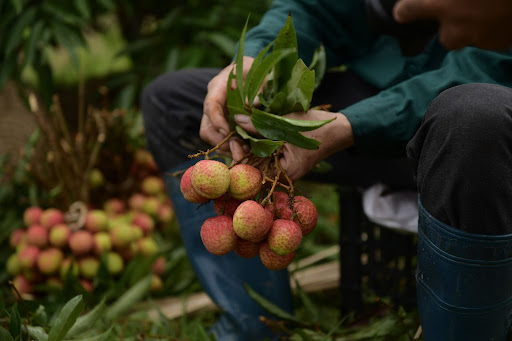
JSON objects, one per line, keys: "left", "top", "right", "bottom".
{"left": 393, "top": 0, "right": 438, "bottom": 24}
{"left": 234, "top": 114, "right": 259, "bottom": 135}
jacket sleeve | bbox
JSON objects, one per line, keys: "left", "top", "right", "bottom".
{"left": 243, "top": 0, "right": 376, "bottom": 67}
{"left": 342, "top": 47, "right": 512, "bottom": 155}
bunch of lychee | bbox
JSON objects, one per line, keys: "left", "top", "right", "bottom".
{"left": 180, "top": 159, "right": 318, "bottom": 271}
{"left": 6, "top": 175, "right": 173, "bottom": 297}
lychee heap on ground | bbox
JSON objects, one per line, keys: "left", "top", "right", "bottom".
{"left": 180, "top": 159, "right": 318, "bottom": 271}
{"left": 7, "top": 174, "right": 173, "bottom": 297}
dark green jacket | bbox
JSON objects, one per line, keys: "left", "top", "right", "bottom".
{"left": 243, "top": 0, "right": 512, "bottom": 155}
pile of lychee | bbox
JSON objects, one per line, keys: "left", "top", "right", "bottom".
{"left": 6, "top": 175, "right": 173, "bottom": 297}
{"left": 180, "top": 159, "right": 318, "bottom": 271}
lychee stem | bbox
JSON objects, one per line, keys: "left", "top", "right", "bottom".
{"left": 189, "top": 130, "right": 237, "bottom": 159}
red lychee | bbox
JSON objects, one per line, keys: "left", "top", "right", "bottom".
{"left": 228, "top": 164, "right": 262, "bottom": 200}
{"left": 37, "top": 248, "right": 64, "bottom": 275}
{"left": 157, "top": 203, "right": 174, "bottom": 224}
{"left": 69, "top": 230, "right": 94, "bottom": 256}
{"left": 13, "top": 275, "right": 33, "bottom": 296}
{"left": 267, "top": 219, "right": 303, "bottom": 256}
{"left": 128, "top": 193, "right": 147, "bottom": 211}
{"left": 103, "top": 198, "right": 126, "bottom": 216}
{"left": 49, "top": 223, "right": 71, "bottom": 248}
{"left": 234, "top": 238, "right": 260, "bottom": 259}
{"left": 152, "top": 256, "right": 166, "bottom": 275}
{"left": 9, "top": 228, "right": 26, "bottom": 249}
{"left": 265, "top": 191, "right": 290, "bottom": 218}
{"left": 23, "top": 206, "right": 43, "bottom": 226}
{"left": 213, "top": 194, "right": 243, "bottom": 217}
{"left": 180, "top": 166, "right": 209, "bottom": 203}
{"left": 80, "top": 279, "right": 94, "bottom": 292}
{"left": 190, "top": 160, "right": 230, "bottom": 199}
{"left": 132, "top": 212, "right": 155, "bottom": 235}
{"left": 200, "top": 215, "right": 237, "bottom": 255}
{"left": 40, "top": 208, "right": 65, "bottom": 229}
{"left": 259, "top": 242, "right": 295, "bottom": 271}
{"left": 18, "top": 245, "right": 40, "bottom": 269}
{"left": 26, "top": 225, "right": 48, "bottom": 248}
{"left": 84, "top": 209, "right": 109, "bottom": 232}
{"left": 292, "top": 196, "right": 318, "bottom": 235}
{"left": 233, "top": 200, "right": 273, "bottom": 242}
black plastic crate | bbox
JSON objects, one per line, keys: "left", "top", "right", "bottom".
{"left": 338, "top": 185, "right": 418, "bottom": 314}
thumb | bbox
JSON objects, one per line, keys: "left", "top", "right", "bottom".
{"left": 393, "top": 0, "right": 436, "bottom": 23}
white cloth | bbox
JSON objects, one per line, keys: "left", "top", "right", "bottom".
{"left": 361, "top": 183, "right": 418, "bottom": 234}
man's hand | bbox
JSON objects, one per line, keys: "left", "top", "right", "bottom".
{"left": 234, "top": 110, "right": 355, "bottom": 182}
{"left": 393, "top": 0, "right": 512, "bottom": 50}
{"left": 200, "top": 56, "right": 255, "bottom": 156}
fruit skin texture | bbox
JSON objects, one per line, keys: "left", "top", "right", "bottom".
{"left": 190, "top": 160, "right": 230, "bottom": 199}
{"left": 213, "top": 194, "right": 243, "bottom": 217}
{"left": 200, "top": 215, "right": 237, "bottom": 256}
{"left": 69, "top": 230, "right": 94, "bottom": 256}
{"left": 265, "top": 191, "right": 290, "bottom": 218}
{"left": 23, "top": 206, "right": 43, "bottom": 226}
{"left": 292, "top": 196, "right": 318, "bottom": 235}
{"left": 228, "top": 164, "right": 262, "bottom": 200}
{"left": 26, "top": 225, "right": 48, "bottom": 248}
{"left": 18, "top": 246, "right": 40, "bottom": 269}
{"left": 259, "top": 242, "right": 295, "bottom": 271}
{"left": 40, "top": 208, "right": 65, "bottom": 229}
{"left": 267, "top": 219, "right": 303, "bottom": 256}
{"left": 180, "top": 166, "right": 209, "bottom": 204}
{"left": 37, "top": 248, "right": 64, "bottom": 275}
{"left": 233, "top": 200, "right": 273, "bottom": 242}
{"left": 234, "top": 238, "right": 260, "bottom": 258}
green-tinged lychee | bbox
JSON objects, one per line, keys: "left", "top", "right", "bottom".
{"left": 46, "top": 277, "right": 63, "bottom": 289}
{"left": 180, "top": 166, "right": 210, "bottom": 203}
{"left": 26, "top": 225, "right": 48, "bottom": 248}
{"left": 37, "top": 248, "right": 64, "bottom": 275}
{"left": 228, "top": 164, "right": 262, "bottom": 200}
{"left": 18, "top": 245, "right": 40, "bottom": 269}
{"left": 93, "top": 232, "right": 112, "bottom": 255}
{"left": 132, "top": 212, "right": 155, "bottom": 235}
{"left": 267, "top": 219, "right": 303, "bottom": 255}
{"left": 6, "top": 254, "right": 21, "bottom": 276}
{"left": 233, "top": 200, "right": 273, "bottom": 242}
{"left": 190, "top": 160, "right": 230, "bottom": 199}
{"left": 13, "top": 275, "right": 33, "bottom": 296}
{"left": 157, "top": 203, "right": 174, "bottom": 224}
{"left": 106, "top": 251, "right": 124, "bottom": 275}
{"left": 49, "top": 223, "right": 71, "bottom": 248}
{"left": 141, "top": 176, "right": 165, "bottom": 196}
{"left": 40, "top": 208, "right": 65, "bottom": 229}
{"left": 213, "top": 194, "right": 243, "bottom": 217}
{"left": 142, "top": 197, "right": 161, "bottom": 217}
{"left": 200, "top": 215, "right": 237, "bottom": 255}
{"left": 79, "top": 257, "right": 100, "bottom": 279}
{"left": 89, "top": 168, "right": 105, "bottom": 188}
{"left": 60, "top": 258, "right": 79, "bottom": 279}
{"left": 234, "top": 238, "right": 260, "bottom": 259}
{"left": 9, "top": 228, "right": 26, "bottom": 249}
{"left": 69, "top": 230, "right": 94, "bottom": 256}
{"left": 110, "top": 223, "right": 134, "bottom": 249}
{"left": 259, "top": 242, "right": 295, "bottom": 271}
{"left": 23, "top": 206, "right": 43, "bottom": 226}
{"left": 85, "top": 209, "right": 109, "bottom": 232}
{"left": 151, "top": 274, "right": 164, "bottom": 291}
{"left": 137, "top": 237, "right": 159, "bottom": 257}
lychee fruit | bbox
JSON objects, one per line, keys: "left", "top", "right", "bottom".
{"left": 213, "top": 194, "right": 243, "bottom": 217}
{"left": 233, "top": 200, "right": 273, "bottom": 242}
{"left": 180, "top": 166, "right": 209, "bottom": 203}
{"left": 157, "top": 203, "right": 174, "bottom": 224}
{"left": 89, "top": 168, "right": 105, "bottom": 188}
{"left": 132, "top": 212, "right": 155, "bottom": 235}
{"left": 292, "top": 196, "right": 318, "bottom": 235}
{"left": 85, "top": 209, "right": 109, "bottom": 232}
{"left": 40, "top": 208, "right": 65, "bottom": 229}
{"left": 18, "top": 245, "right": 40, "bottom": 269}
{"left": 141, "top": 176, "right": 165, "bottom": 195}
{"left": 6, "top": 254, "right": 21, "bottom": 276}
{"left": 23, "top": 206, "right": 43, "bottom": 226}
{"left": 151, "top": 274, "right": 164, "bottom": 291}
{"left": 267, "top": 219, "right": 303, "bottom": 256}
{"left": 9, "top": 228, "right": 26, "bottom": 249}
{"left": 106, "top": 251, "right": 124, "bottom": 275}
{"left": 266, "top": 191, "right": 291, "bottom": 218}
{"left": 152, "top": 256, "right": 166, "bottom": 275}
{"left": 60, "top": 258, "right": 79, "bottom": 279}
{"left": 69, "top": 230, "right": 94, "bottom": 256}
{"left": 259, "top": 242, "right": 295, "bottom": 271}
{"left": 110, "top": 223, "right": 134, "bottom": 249}
{"left": 93, "top": 232, "right": 112, "bottom": 255}
{"left": 80, "top": 279, "right": 94, "bottom": 292}
{"left": 137, "top": 237, "right": 159, "bottom": 257}
{"left": 37, "top": 248, "right": 64, "bottom": 275}
{"left": 49, "top": 223, "right": 71, "bottom": 248}
{"left": 190, "top": 160, "right": 230, "bottom": 199}
{"left": 128, "top": 193, "right": 147, "bottom": 211}
{"left": 228, "top": 164, "right": 262, "bottom": 200}
{"left": 12, "top": 275, "right": 33, "bottom": 296}
{"left": 142, "top": 197, "right": 161, "bottom": 217}
{"left": 200, "top": 215, "right": 237, "bottom": 255}
{"left": 79, "top": 257, "right": 100, "bottom": 279}
{"left": 234, "top": 238, "right": 260, "bottom": 259}
{"left": 103, "top": 198, "right": 125, "bottom": 216}
{"left": 26, "top": 225, "right": 48, "bottom": 248}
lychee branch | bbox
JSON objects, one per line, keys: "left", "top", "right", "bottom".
{"left": 188, "top": 130, "right": 237, "bottom": 159}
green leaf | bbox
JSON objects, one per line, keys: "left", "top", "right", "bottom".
{"left": 0, "top": 326, "right": 14, "bottom": 341}
{"left": 64, "top": 327, "right": 112, "bottom": 341}
{"left": 273, "top": 15, "right": 299, "bottom": 93}
{"left": 10, "top": 0, "right": 24, "bottom": 14}
{"left": 244, "top": 283, "right": 312, "bottom": 326}
{"left": 227, "top": 68, "right": 247, "bottom": 128}
{"left": 242, "top": 39, "right": 274, "bottom": 103}
{"left": 234, "top": 16, "right": 250, "bottom": 106}
{"left": 47, "top": 295, "right": 85, "bottom": 341}
{"left": 65, "top": 299, "right": 106, "bottom": 338}
{"left": 252, "top": 109, "right": 335, "bottom": 132}
{"left": 9, "top": 304, "right": 21, "bottom": 339}
{"left": 235, "top": 126, "right": 283, "bottom": 157}
{"left": 245, "top": 47, "right": 296, "bottom": 107}
{"left": 50, "top": 22, "right": 85, "bottom": 68}
{"left": 4, "top": 6, "right": 37, "bottom": 55}
{"left": 73, "top": 0, "right": 90, "bottom": 19}
{"left": 20, "top": 20, "right": 44, "bottom": 72}
{"left": 41, "top": 2, "right": 85, "bottom": 26}
{"left": 309, "top": 44, "right": 326, "bottom": 89}
{"left": 251, "top": 116, "right": 322, "bottom": 150}
{"left": 25, "top": 326, "right": 48, "bottom": 341}
{"left": 105, "top": 274, "right": 152, "bottom": 321}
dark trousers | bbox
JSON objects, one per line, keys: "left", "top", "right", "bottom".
{"left": 141, "top": 69, "right": 512, "bottom": 235}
